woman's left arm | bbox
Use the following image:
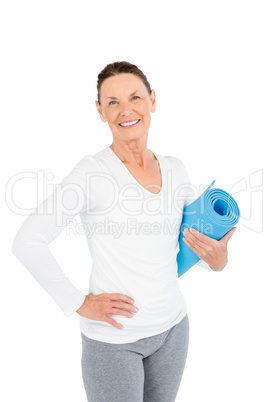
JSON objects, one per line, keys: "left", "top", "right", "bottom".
{"left": 183, "top": 227, "right": 237, "bottom": 271}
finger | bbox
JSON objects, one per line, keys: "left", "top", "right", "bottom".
{"left": 112, "top": 301, "right": 137, "bottom": 313}
{"left": 183, "top": 238, "right": 212, "bottom": 263}
{"left": 183, "top": 235, "right": 205, "bottom": 257}
{"left": 183, "top": 229, "right": 214, "bottom": 251}
{"left": 110, "top": 293, "right": 134, "bottom": 304}
{"left": 219, "top": 227, "right": 237, "bottom": 245}
{"left": 185, "top": 228, "right": 216, "bottom": 246}
{"left": 106, "top": 316, "right": 124, "bottom": 330}
{"left": 111, "top": 307, "right": 134, "bottom": 317}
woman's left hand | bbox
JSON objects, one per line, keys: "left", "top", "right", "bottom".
{"left": 182, "top": 227, "right": 237, "bottom": 271}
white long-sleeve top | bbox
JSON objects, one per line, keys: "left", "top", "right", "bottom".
{"left": 11, "top": 146, "right": 216, "bottom": 344}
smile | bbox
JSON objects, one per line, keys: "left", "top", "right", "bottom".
{"left": 119, "top": 119, "right": 140, "bottom": 128}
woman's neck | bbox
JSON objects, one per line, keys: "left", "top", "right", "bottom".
{"left": 109, "top": 141, "right": 155, "bottom": 169}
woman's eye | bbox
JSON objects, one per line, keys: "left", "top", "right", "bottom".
{"left": 109, "top": 96, "right": 139, "bottom": 106}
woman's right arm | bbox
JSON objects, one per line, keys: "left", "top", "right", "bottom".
{"left": 11, "top": 155, "right": 139, "bottom": 328}
{"left": 11, "top": 155, "right": 96, "bottom": 317}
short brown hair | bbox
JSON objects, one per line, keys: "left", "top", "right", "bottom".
{"left": 96, "top": 61, "right": 152, "bottom": 105}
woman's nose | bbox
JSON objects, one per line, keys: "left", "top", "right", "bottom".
{"left": 120, "top": 102, "right": 133, "bottom": 115}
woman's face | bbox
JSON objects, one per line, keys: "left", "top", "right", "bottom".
{"left": 95, "top": 73, "right": 156, "bottom": 144}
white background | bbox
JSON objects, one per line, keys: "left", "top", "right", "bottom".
{"left": 1, "top": 0, "right": 267, "bottom": 401}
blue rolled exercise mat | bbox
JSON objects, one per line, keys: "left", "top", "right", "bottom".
{"left": 177, "top": 180, "right": 240, "bottom": 277}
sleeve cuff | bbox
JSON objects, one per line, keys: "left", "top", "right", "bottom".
{"left": 196, "top": 259, "right": 223, "bottom": 272}
{"left": 63, "top": 293, "right": 86, "bottom": 318}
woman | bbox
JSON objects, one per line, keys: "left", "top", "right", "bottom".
{"left": 12, "top": 61, "right": 236, "bottom": 402}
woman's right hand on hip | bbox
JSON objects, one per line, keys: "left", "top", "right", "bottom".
{"left": 76, "top": 293, "right": 139, "bottom": 330}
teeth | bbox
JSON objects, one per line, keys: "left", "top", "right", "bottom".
{"left": 120, "top": 119, "right": 139, "bottom": 127}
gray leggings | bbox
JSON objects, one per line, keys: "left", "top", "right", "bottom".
{"left": 80, "top": 314, "right": 189, "bottom": 402}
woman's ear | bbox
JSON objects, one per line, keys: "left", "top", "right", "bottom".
{"left": 95, "top": 100, "right": 107, "bottom": 122}
{"left": 150, "top": 89, "right": 156, "bottom": 113}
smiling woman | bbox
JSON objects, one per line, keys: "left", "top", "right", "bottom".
{"left": 11, "top": 60, "right": 233, "bottom": 402}
{"left": 95, "top": 68, "right": 156, "bottom": 149}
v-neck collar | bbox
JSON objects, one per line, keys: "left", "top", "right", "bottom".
{"left": 106, "top": 146, "right": 164, "bottom": 196}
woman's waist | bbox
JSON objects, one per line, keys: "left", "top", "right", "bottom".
{"left": 80, "top": 290, "right": 187, "bottom": 342}
{"left": 79, "top": 292, "right": 187, "bottom": 343}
